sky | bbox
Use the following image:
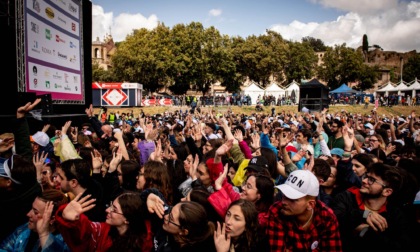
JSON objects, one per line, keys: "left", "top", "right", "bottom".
{"left": 90, "top": 0, "right": 420, "bottom": 52}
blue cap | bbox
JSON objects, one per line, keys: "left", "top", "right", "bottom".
{"left": 330, "top": 148, "right": 344, "bottom": 158}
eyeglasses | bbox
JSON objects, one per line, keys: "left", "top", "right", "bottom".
{"left": 164, "top": 206, "right": 182, "bottom": 228}
{"left": 361, "top": 173, "right": 387, "bottom": 188}
{"left": 107, "top": 201, "right": 124, "bottom": 215}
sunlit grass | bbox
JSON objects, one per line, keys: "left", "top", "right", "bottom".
{"left": 94, "top": 104, "right": 420, "bottom": 117}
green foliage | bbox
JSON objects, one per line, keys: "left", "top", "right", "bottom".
{"left": 284, "top": 41, "right": 317, "bottom": 83}
{"left": 403, "top": 54, "right": 420, "bottom": 82}
{"left": 92, "top": 62, "right": 116, "bottom": 82}
{"left": 362, "top": 34, "right": 368, "bottom": 52}
{"left": 317, "top": 44, "right": 376, "bottom": 90}
{"left": 302, "top": 36, "right": 327, "bottom": 52}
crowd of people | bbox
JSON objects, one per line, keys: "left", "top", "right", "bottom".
{"left": 1, "top": 98, "right": 420, "bottom": 251}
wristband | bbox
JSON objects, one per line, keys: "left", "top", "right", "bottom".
{"left": 362, "top": 210, "right": 371, "bottom": 218}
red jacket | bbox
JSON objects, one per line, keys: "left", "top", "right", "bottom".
{"left": 55, "top": 204, "right": 153, "bottom": 252}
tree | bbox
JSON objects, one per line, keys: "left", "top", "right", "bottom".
{"left": 92, "top": 62, "right": 116, "bottom": 82}
{"left": 403, "top": 54, "right": 420, "bottom": 82}
{"left": 362, "top": 34, "right": 368, "bottom": 62}
{"left": 284, "top": 41, "right": 318, "bottom": 83}
{"left": 302, "top": 36, "right": 327, "bottom": 52}
{"left": 317, "top": 43, "right": 377, "bottom": 90}
{"left": 233, "top": 31, "right": 288, "bottom": 87}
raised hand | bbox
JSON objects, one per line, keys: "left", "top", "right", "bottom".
{"left": 250, "top": 133, "right": 261, "bottom": 150}
{"left": 62, "top": 193, "right": 96, "bottom": 221}
{"left": 108, "top": 150, "right": 122, "bottom": 173}
{"left": 17, "top": 98, "right": 42, "bottom": 119}
{"left": 189, "top": 154, "right": 199, "bottom": 180}
{"left": 90, "top": 149, "right": 103, "bottom": 173}
{"left": 214, "top": 163, "right": 228, "bottom": 191}
{"left": 146, "top": 193, "right": 165, "bottom": 218}
{"left": 36, "top": 201, "right": 54, "bottom": 239}
{"left": 214, "top": 222, "right": 231, "bottom": 252}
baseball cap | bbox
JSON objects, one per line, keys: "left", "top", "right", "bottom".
{"left": 275, "top": 170, "right": 319, "bottom": 199}
{"left": 364, "top": 123, "right": 374, "bottom": 130}
{"left": 245, "top": 156, "right": 269, "bottom": 173}
{"left": 0, "top": 155, "right": 21, "bottom": 184}
{"left": 330, "top": 148, "right": 344, "bottom": 158}
{"left": 30, "top": 131, "right": 50, "bottom": 147}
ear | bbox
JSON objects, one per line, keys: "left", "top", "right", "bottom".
{"left": 382, "top": 187, "right": 393, "bottom": 197}
{"left": 180, "top": 228, "right": 189, "bottom": 236}
{"left": 307, "top": 199, "right": 316, "bottom": 210}
{"left": 69, "top": 179, "right": 78, "bottom": 188}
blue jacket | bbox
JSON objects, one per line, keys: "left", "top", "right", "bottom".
{"left": 0, "top": 223, "right": 70, "bottom": 252}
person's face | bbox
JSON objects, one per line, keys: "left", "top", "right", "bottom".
{"left": 228, "top": 167, "right": 236, "bottom": 182}
{"left": 351, "top": 159, "right": 366, "bottom": 177}
{"left": 183, "top": 154, "right": 193, "bottom": 174}
{"left": 109, "top": 139, "right": 118, "bottom": 151}
{"left": 331, "top": 124, "right": 339, "bottom": 133}
{"left": 131, "top": 138, "right": 139, "bottom": 150}
{"left": 320, "top": 167, "right": 337, "bottom": 188}
{"left": 360, "top": 173, "right": 389, "bottom": 198}
{"left": 27, "top": 198, "right": 47, "bottom": 231}
{"left": 55, "top": 168, "right": 71, "bottom": 193}
{"left": 240, "top": 176, "right": 259, "bottom": 202}
{"left": 162, "top": 204, "right": 182, "bottom": 234}
{"left": 204, "top": 126, "right": 212, "bottom": 135}
{"left": 369, "top": 136, "right": 380, "bottom": 148}
{"left": 296, "top": 133, "right": 305, "bottom": 144}
{"left": 224, "top": 205, "right": 246, "bottom": 238}
{"left": 40, "top": 166, "right": 52, "bottom": 186}
{"left": 202, "top": 142, "right": 213, "bottom": 155}
{"left": 196, "top": 163, "right": 211, "bottom": 187}
{"left": 105, "top": 198, "right": 127, "bottom": 227}
{"left": 136, "top": 167, "right": 145, "bottom": 190}
{"left": 280, "top": 195, "right": 311, "bottom": 217}
{"left": 117, "top": 164, "right": 123, "bottom": 185}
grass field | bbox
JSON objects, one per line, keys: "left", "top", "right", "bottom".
{"left": 94, "top": 104, "right": 420, "bottom": 118}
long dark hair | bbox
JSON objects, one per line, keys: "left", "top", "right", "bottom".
{"left": 120, "top": 160, "right": 140, "bottom": 191}
{"left": 108, "top": 193, "right": 149, "bottom": 251}
{"left": 175, "top": 201, "right": 215, "bottom": 247}
{"left": 251, "top": 174, "right": 274, "bottom": 213}
{"left": 143, "top": 160, "right": 173, "bottom": 204}
{"left": 228, "top": 199, "right": 260, "bottom": 252}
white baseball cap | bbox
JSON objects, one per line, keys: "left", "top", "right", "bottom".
{"left": 275, "top": 170, "right": 319, "bottom": 199}
{"left": 30, "top": 131, "right": 50, "bottom": 147}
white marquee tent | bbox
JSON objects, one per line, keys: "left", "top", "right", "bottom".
{"left": 265, "top": 82, "right": 286, "bottom": 98}
{"left": 375, "top": 81, "right": 397, "bottom": 95}
{"left": 242, "top": 82, "right": 265, "bottom": 104}
{"left": 285, "top": 81, "right": 300, "bottom": 103}
{"left": 394, "top": 81, "right": 410, "bottom": 94}
{"left": 405, "top": 78, "right": 420, "bottom": 97}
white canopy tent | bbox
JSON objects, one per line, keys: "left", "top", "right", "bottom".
{"left": 242, "top": 82, "right": 265, "bottom": 104}
{"left": 375, "top": 81, "right": 397, "bottom": 96}
{"left": 264, "top": 82, "right": 285, "bottom": 98}
{"left": 394, "top": 80, "right": 410, "bottom": 95}
{"left": 407, "top": 78, "right": 420, "bottom": 97}
{"left": 285, "top": 81, "right": 300, "bottom": 103}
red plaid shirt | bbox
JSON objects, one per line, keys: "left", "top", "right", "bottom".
{"left": 267, "top": 200, "right": 342, "bottom": 251}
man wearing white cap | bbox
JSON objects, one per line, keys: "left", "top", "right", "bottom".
{"left": 267, "top": 170, "right": 342, "bottom": 251}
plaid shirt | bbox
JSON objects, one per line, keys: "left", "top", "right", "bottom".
{"left": 267, "top": 200, "right": 342, "bottom": 251}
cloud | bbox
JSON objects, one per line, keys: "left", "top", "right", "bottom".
{"left": 310, "top": 0, "right": 398, "bottom": 14}
{"left": 209, "top": 9, "right": 222, "bottom": 17}
{"left": 270, "top": 1, "right": 420, "bottom": 52}
{"left": 92, "top": 5, "right": 159, "bottom": 42}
